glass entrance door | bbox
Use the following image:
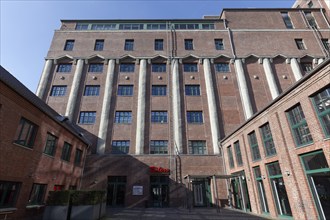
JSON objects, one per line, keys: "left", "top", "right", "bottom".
{"left": 107, "top": 176, "right": 126, "bottom": 207}
{"left": 193, "top": 182, "right": 205, "bottom": 206}
{"left": 150, "top": 176, "right": 169, "bottom": 207}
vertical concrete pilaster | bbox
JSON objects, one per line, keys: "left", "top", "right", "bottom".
{"left": 263, "top": 58, "right": 280, "bottom": 100}
{"left": 290, "top": 58, "right": 303, "bottom": 81}
{"left": 135, "top": 59, "right": 147, "bottom": 155}
{"left": 97, "top": 59, "right": 115, "bottom": 154}
{"left": 36, "top": 59, "right": 53, "bottom": 100}
{"left": 203, "top": 58, "right": 220, "bottom": 155}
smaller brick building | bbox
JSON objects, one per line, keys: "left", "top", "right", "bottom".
{"left": 220, "top": 59, "right": 330, "bottom": 220}
{"left": 0, "top": 66, "right": 90, "bottom": 219}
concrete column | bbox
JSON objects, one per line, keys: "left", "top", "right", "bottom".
{"left": 290, "top": 58, "right": 303, "bottom": 81}
{"left": 135, "top": 59, "right": 147, "bottom": 155}
{"left": 97, "top": 59, "right": 115, "bottom": 154}
{"left": 263, "top": 58, "right": 280, "bottom": 100}
{"left": 203, "top": 59, "right": 220, "bottom": 155}
{"left": 65, "top": 59, "right": 84, "bottom": 121}
{"left": 318, "top": 58, "right": 324, "bottom": 65}
{"left": 172, "top": 59, "right": 183, "bottom": 154}
{"left": 234, "top": 59, "right": 253, "bottom": 119}
{"left": 36, "top": 59, "right": 53, "bottom": 99}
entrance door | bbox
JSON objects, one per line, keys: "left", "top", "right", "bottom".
{"left": 150, "top": 176, "right": 169, "bottom": 207}
{"left": 107, "top": 176, "right": 126, "bottom": 207}
{"left": 271, "top": 177, "right": 292, "bottom": 216}
{"left": 193, "top": 182, "right": 205, "bottom": 206}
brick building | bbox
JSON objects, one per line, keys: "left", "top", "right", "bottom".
{"left": 0, "top": 66, "right": 89, "bottom": 219}
{"left": 28, "top": 0, "right": 330, "bottom": 219}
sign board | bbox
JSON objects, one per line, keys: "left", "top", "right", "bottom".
{"left": 149, "top": 166, "right": 170, "bottom": 174}
{"left": 132, "top": 185, "right": 143, "bottom": 196}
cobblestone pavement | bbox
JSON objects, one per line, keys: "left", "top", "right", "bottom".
{"left": 103, "top": 207, "right": 268, "bottom": 220}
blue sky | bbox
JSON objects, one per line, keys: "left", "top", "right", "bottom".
{"left": 1, "top": 0, "right": 295, "bottom": 92}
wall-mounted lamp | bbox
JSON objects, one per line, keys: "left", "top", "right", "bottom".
{"left": 285, "top": 171, "right": 291, "bottom": 176}
{"left": 261, "top": 175, "right": 266, "bottom": 179}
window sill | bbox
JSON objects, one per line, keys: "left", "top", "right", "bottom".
{"left": 295, "top": 142, "right": 314, "bottom": 149}
{"left": 12, "top": 142, "right": 34, "bottom": 150}
{"left": 42, "top": 153, "right": 55, "bottom": 159}
{"left": 0, "top": 207, "right": 17, "bottom": 213}
{"left": 26, "top": 205, "right": 45, "bottom": 209}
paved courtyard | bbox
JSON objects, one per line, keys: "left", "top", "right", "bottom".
{"left": 103, "top": 207, "right": 268, "bottom": 220}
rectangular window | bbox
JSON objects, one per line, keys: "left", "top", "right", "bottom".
{"left": 281, "top": 12, "right": 293, "bottom": 29}
{"left": 187, "top": 111, "right": 203, "bottom": 123}
{"left": 228, "top": 146, "right": 235, "bottom": 168}
{"left": 234, "top": 141, "right": 243, "bottom": 166}
{"left": 152, "top": 85, "right": 167, "bottom": 96}
{"left": 260, "top": 123, "right": 277, "bottom": 156}
{"left": 57, "top": 64, "right": 72, "bottom": 72}
{"left": 183, "top": 63, "right": 198, "bottom": 72}
{"left": 88, "top": 63, "right": 103, "bottom": 72}
{"left": 14, "top": 117, "right": 38, "bottom": 148}
{"left": 112, "top": 141, "right": 129, "bottom": 154}
{"left": 286, "top": 104, "right": 313, "bottom": 146}
{"left": 295, "top": 39, "right": 306, "bottom": 50}
{"left": 94, "top": 39, "right": 104, "bottom": 51}
{"left": 74, "top": 149, "right": 83, "bottom": 166}
{"left": 75, "top": 24, "right": 88, "bottom": 30}
{"left": 150, "top": 140, "right": 168, "bottom": 154}
{"left": 124, "top": 39, "right": 134, "bottom": 51}
{"left": 214, "top": 39, "right": 224, "bottom": 50}
{"left": 304, "top": 11, "right": 318, "bottom": 27}
{"left": 185, "top": 85, "right": 200, "bottom": 96}
{"left": 154, "top": 39, "right": 164, "bottom": 51}
{"left": 152, "top": 63, "right": 166, "bottom": 72}
{"left": 248, "top": 131, "right": 261, "bottom": 161}
{"left": 0, "top": 181, "right": 21, "bottom": 208}
{"left": 184, "top": 39, "right": 194, "bottom": 50}
{"left": 118, "top": 85, "right": 133, "bottom": 96}
{"left": 61, "top": 142, "right": 72, "bottom": 162}
{"left": 188, "top": 141, "right": 206, "bottom": 155}
{"left": 254, "top": 166, "right": 269, "bottom": 213}
{"left": 64, "top": 40, "right": 74, "bottom": 51}
{"left": 43, "top": 133, "right": 57, "bottom": 156}
{"left": 78, "top": 111, "right": 96, "bottom": 124}
{"left": 215, "top": 63, "right": 230, "bottom": 72}
{"left": 50, "top": 86, "right": 67, "bottom": 96}
{"left": 84, "top": 85, "right": 100, "bottom": 96}
{"left": 311, "top": 87, "right": 330, "bottom": 137}
{"left": 151, "top": 111, "right": 168, "bottom": 123}
{"left": 322, "top": 39, "right": 329, "bottom": 51}
{"left": 120, "top": 63, "right": 135, "bottom": 72}
{"left": 301, "top": 62, "right": 313, "bottom": 74}
{"left": 28, "top": 184, "right": 47, "bottom": 205}
{"left": 115, "top": 111, "right": 132, "bottom": 123}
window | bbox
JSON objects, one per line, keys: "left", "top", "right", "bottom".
{"left": 152, "top": 63, "right": 166, "bottom": 72}
{"left": 84, "top": 85, "right": 100, "bottom": 96}
{"left": 43, "top": 133, "right": 57, "bottom": 156}
{"left": 14, "top": 117, "right": 38, "bottom": 148}
{"left": 187, "top": 111, "right": 203, "bottom": 123}
{"left": 305, "top": 11, "right": 318, "bottom": 27}
{"left": 184, "top": 39, "right": 194, "bottom": 50}
{"left": 112, "top": 141, "right": 129, "bottom": 154}
{"left": 185, "top": 85, "right": 200, "bottom": 96}
{"left": 215, "top": 39, "right": 224, "bottom": 50}
{"left": 254, "top": 166, "right": 269, "bottom": 213}
{"left": 75, "top": 24, "right": 88, "bottom": 30}
{"left": 28, "top": 184, "right": 47, "bottom": 205}
{"left": 248, "top": 131, "right": 261, "bottom": 161}
{"left": 118, "top": 85, "right": 133, "bottom": 96}
{"left": 154, "top": 39, "right": 164, "bottom": 50}
{"left": 308, "top": 1, "right": 313, "bottom": 8}
{"left": 188, "top": 141, "right": 206, "bottom": 155}
{"left": 64, "top": 40, "right": 74, "bottom": 51}
{"left": 260, "top": 123, "right": 276, "bottom": 156}
{"left": 88, "top": 63, "right": 103, "bottom": 72}
{"left": 311, "top": 87, "right": 330, "bottom": 137}
{"left": 183, "top": 63, "right": 198, "bottom": 72}
{"left": 74, "top": 149, "right": 83, "bottom": 166}
{"left": 0, "top": 181, "right": 21, "bottom": 208}
{"left": 287, "top": 104, "right": 313, "bottom": 146}
{"left": 215, "top": 63, "right": 230, "bottom": 72}
{"left": 119, "top": 24, "right": 143, "bottom": 30}
{"left": 147, "top": 24, "right": 167, "bottom": 30}
{"left": 124, "top": 39, "right": 134, "bottom": 51}
{"left": 150, "top": 140, "right": 168, "bottom": 154}
{"left": 120, "top": 63, "right": 135, "bottom": 72}
{"left": 301, "top": 62, "right": 313, "bottom": 73}
{"left": 61, "top": 142, "right": 72, "bottom": 162}
{"left": 94, "top": 39, "right": 104, "bottom": 51}
{"left": 91, "top": 24, "right": 116, "bottom": 30}
{"left": 322, "top": 39, "right": 329, "bottom": 51}
{"left": 152, "top": 85, "right": 167, "bottom": 96}
{"left": 151, "top": 111, "right": 168, "bottom": 123}
{"left": 57, "top": 64, "right": 72, "bottom": 72}
{"left": 295, "top": 39, "right": 306, "bottom": 50}
{"left": 228, "top": 146, "right": 235, "bottom": 168}
{"left": 50, "top": 86, "right": 67, "bottom": 96}
{"left": 234, "top": 141, "right": 243, "bottom": 166}
{"left": 281, "top": 12, "right": 293, "bottom": 29}
{"left": 115, "top": 111, "right": 132, "bottom": 123}
{"left": 78, "top": 111, "right": 96, "bottom": 124}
